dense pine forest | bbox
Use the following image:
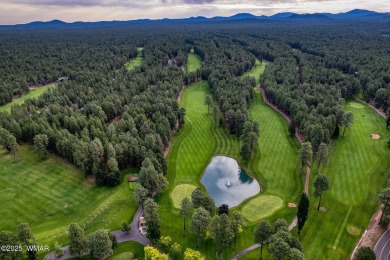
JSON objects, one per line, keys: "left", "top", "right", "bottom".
{"left": 0, "top": 18, "right": 389, "bottom": 259}
{"left": 0, "top": 20, "right": 389, "bottom": 178}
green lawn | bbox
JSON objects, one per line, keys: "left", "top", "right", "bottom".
{"left": 187, "top": 48, "right": 202, "bottom": 73}
{"left": 298, "top": 100, "right": 390, "bottom": 259}
{"left": 157, "top": 60, "right": 301, "bottom": 258}
{"left": 0, "top": 145, "right": 137, "bottom": 254}
{"left": 242, "top": 195, "right": 284, "bottom": 222}
{"left": 70, "top": 241, "right": 145, "bottom": 260}
{"left": 170, "top": 184, "right": 197, "bottom": 208}
{"left": 125, "top": 47, "right": 143, "bottom": 71}
{"left": 0, "top": 84, "right": 55, "bottom": 113}
{"left": 242, "top": 59, "right": 267, "bottom": 84}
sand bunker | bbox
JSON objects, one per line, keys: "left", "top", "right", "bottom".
{"left": 371, "top": 133, "right": 380, "bottom": 140}
{"left": 288, "top": 202, "right": 297, "bottom": 208}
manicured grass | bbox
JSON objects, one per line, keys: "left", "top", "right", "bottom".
{"left": 157, "top": 60, "right": 301, "bottom": 258}
{"left": 242, "top": 195, "right": 284, "bottom": 222}
{"left": 0, "top": 83, "right": 55, "bottom": 113}
{"left": 346, "top": 225, "right": 361, "bottom": 236}
{"left": 170, "top": 184, "right": 197, "bottom": 208}
{"left": 0, "top": 145, "right": 137, "bottom": 251}
{"left": 242, "top": 60, "right": 267, "bottom": 84}
{"left": 297, "top": 101, "right": 390, "bottom": 259}
{"left": 125, "top": 47, "right": 143, "bottom": 71}
{"left": 70, "top": 241, "right": 145, "bottom": 260}
{"left": 249, "top": 88, "right": 302, "bottom": 203}
{"left": 348, "top": 102, "right": 364, "bottom": 109}
{"left": 187, "top": 48, "right": 202, "bottom": 73}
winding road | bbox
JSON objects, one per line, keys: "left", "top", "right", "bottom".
{"left": 374, "top": 228, "right": 390, "bottom": 260}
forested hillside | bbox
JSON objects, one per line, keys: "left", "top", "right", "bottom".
{"left": 0, "top": 19, "right": 389, "bottom": 182}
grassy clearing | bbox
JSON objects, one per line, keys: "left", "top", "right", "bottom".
{"left": 348, "top": 102, "right": 364, "bottom": 109}
{"left": 170, "top": 184, "right": 197, "bottom": 208}
{"left": 297, "top": 101, "right": 390, "bottom": 259}
{"left": 125, "top": 47, "right": 143, "bottom": 71}
{"left": 0, "top": 83, "right": 55, "bottom": 113}
{"left": 187, "top": 48, "right": 202, "bottom": 73}
{"left": 157, "top": 58, "right": 301, "bottom": 258}
{"left": 242, "top": 195, "right": 284, "bottom": 222}
{"left": 0, "top": 145, "right": 137, "bottom": 250}
{"left": 242, "top": 60, "right": 267, "bottom": 84}
{"left": 70, "top": 241, "right": 145, "bottom": 260}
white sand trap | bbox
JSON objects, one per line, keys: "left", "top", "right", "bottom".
{"left": 288, "top": 202, "right": 297, "bottom": 208}
{"left": 371, "top": 133, "right": 380, "bottom": 140}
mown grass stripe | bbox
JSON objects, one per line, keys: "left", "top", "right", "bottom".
{"left": 333, "top": 206, "right": 353, "bottom": 249}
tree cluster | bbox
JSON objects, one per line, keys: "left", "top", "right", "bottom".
{"left": 254, "top": 219, "right": 304, "bottom": 260}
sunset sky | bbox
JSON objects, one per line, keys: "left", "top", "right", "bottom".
{"left": 0, "top": 0, "right": 388, "bottom": 25}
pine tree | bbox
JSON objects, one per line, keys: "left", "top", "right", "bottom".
{"left": 297, "top": 193, "right": 310, "bottom": 234}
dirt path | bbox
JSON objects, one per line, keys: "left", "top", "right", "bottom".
{"left": 355, "top": 97, "right": 386, "bottom": 119}
{"left": 163, "top": 85, "right": 186, "bottom": 158}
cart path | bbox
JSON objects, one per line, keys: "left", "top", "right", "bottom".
{"left": 354, "top": 97, "right": 386, "bottom": 119}
{"left": 163, "top": 85, "right": 186, "bottom": 158}
{"left": 43, "top": 206, "right": 172, "bottom": 260}
{"left": 231, "top": 216, "right": 298, "bottom": 260}
{"left": 350, "top": 206, "right": 382, "bottom": 260}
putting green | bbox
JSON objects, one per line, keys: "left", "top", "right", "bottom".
{"left": 348, "top": 102, "right": 364, "bottom": 109}
{"left": 170, "top": 184, "right": 197, "bottom": 208}
{"left": 242, "top": 195, "right": 283, "bottom": 222}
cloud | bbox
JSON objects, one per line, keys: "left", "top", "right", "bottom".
{"left": 183, "top": 0, "right": 215, "bottom": 4}
{"left": 3, "top": 0, "right": 216, "bottom": 7}
{"left": 0, "top": 0, "right": 389, "bottom": 25}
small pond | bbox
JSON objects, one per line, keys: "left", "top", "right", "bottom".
{"left": 200, "top": 156, "right": 260, "bottom": 207}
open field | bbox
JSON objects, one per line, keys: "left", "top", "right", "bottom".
{"left": 125, "top": 47, "right": 143, "bottom": 71}
{"left": 0, "top": 145, "right": 137, "bottom": 250}
{"left": 0, "top": 83, "right": 55, "bottom": 113}
{"left": 187, "top": 48, "right": 202, "bottom": 73}
{"left": 297, "top": 100, "right": 390, "bottom": 259}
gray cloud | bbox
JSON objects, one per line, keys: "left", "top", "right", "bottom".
{"left": 1, "top": 0, "right": 389, "bottom": 25}
{"left": 183, "top": 0, "right": 215, "bottom": 4}
{"left": 4, "top": 0, "right": 216, "bottom": 7}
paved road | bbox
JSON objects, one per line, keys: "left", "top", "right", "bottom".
{"left": 374, "top": 228, "right": 390, "bottom": 260}
{"left": 43, "top": 206, "right": 170, "bottom": 260}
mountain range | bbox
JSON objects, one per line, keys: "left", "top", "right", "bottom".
{"left": 4, "top": 9, "right": 390, "bottom": 28}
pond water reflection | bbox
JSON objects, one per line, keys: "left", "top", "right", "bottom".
{"left": 200, "top": 156, "right": 260, "bottom": 207}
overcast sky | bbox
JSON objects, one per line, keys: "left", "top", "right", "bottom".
{"left": 0, "top": 0, "right": 388, "bottom": 25}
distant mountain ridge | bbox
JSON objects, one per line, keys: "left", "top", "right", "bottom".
{"left": 5, "top": 9, "right": 390, "bottom": 27}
